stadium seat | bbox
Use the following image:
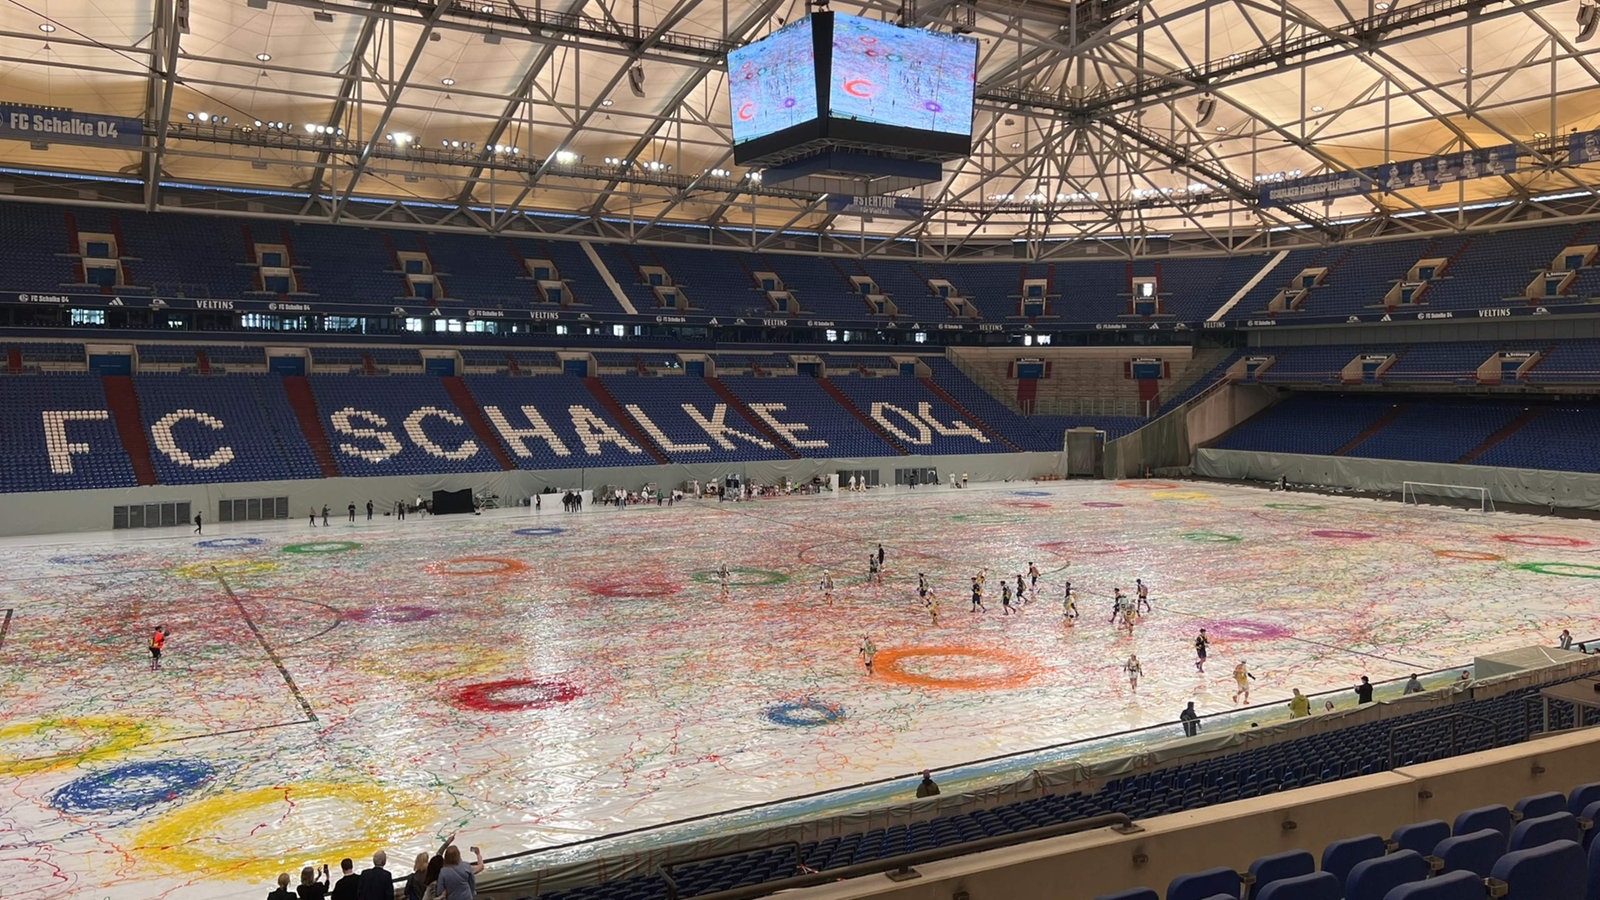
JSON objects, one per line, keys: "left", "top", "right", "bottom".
{"left": 1454, "top": 805, "right": 1513, "bottom": 840}
{"left": 1255, "top": 871, "right": 1340, "bottom": 900}
{"left": 1391, "top": 820, "right": 1450, "bottom": 856}
{"left": 1509, "top": 811, "right": 1583, "bottom": 850}
{"left": 1569, "top": 782, "right": 1600, "bottom": 816}
{"left": 1433, "top": 828, "right": 1509, "bottom": 877}
{"left": 1583, "top": 800, "right": 1600, "bottom": 848}
{"left": 1514, "top": 791, "right": 1566, "bottom": 821}
{"left": 1244, "top": 849, "right": 1314, "bottom": 899}
{"left": 1321, "top": 833, "right": 1387, "bottom": 886}
{"left": 1345, "top": 849, "right": 1430, "bottom": 900}
{"left": 1381, "top": 869, "right": 1487, "bottom": 900}
{"left": 1166, "top": 866, "right": 1241, "bottom": 900}
{"left": 1587, "top": 836, "right": 1600, "bottom": 900}
{"left": 1091, "top": 889, "right": 1158, "bottom": 900}
{"left": 1489, "top": 839, "right": 1586, "bottom": 899}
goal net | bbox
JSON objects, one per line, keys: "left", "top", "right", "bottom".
{"left": 1401, "top": 481, "right": 1495, "bottom": 513}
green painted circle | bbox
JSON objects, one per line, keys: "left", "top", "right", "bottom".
{"left": 1181, "top": 531, "right": 1242, "bottom": 543}
{"left": 1265, "top": 503, "right": 1326, "bottom": 511}
{"left": 691, "top": 568, "right": 791, "bottom": 586}
{"left": 281, "top": 541, "right": 362, "bottom": 555}
{"left": 1513, "top": 562, "right": 1600, "bottom": 579}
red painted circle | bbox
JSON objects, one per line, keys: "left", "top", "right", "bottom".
{"left": 454, "top": 678, "right": 581, "bottom": 712}
{"left": 1494, "top": 534, "right": 1590, "bottom": 548}
{"left": 843, "top": 79, "right": 873, "bottom": 98}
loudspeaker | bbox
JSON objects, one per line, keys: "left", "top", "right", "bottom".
{"left": 629, "top": 65, "right": 646, "bottom": 98}
{"left": 1578, "top": 4, "right": 1598, "bottom": 42}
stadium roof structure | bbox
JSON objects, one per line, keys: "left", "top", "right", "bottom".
{"left": 2, "top": 0, "right": 1599, "bottom": 259}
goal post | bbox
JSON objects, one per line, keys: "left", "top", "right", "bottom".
{"left": 1401, "top": 481, "right": 1495, "bottom": 513}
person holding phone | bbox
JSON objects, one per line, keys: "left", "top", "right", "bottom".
{"left": 437, "top": 842, "right": 486, "bottom": 900}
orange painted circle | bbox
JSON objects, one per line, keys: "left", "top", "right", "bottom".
{"left": 1433, "top": 549, "right": 1505, "bottom": 561}
{"left": 873, "top": 646, "right": 1041, "bottom": 690}
{"left": 1114, "top": 481, "right": 1179, "bottom": 490}
{"left": 425, "top": 557, "right": 529, "bottom": 576}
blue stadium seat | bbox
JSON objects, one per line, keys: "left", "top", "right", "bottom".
{"left": 1433, "top": 828, "right": 1509, "bottom": 877}
{"left": 1167, "top": 867, "right": 1240, "bottom": 900}
{"left": 1345, "top": 849, "right": 1430, "bottom": 900}
{"left": 1583, "top": 800, "right": 1600, "bottom": 849}
{"left": 1245, "top": 849, "right": 1314, "bottom": 900}
{"left": 1255, "top": 872, "right": 1340, "bottom": 900}
{"left": 1587, "top": 835, "right": 1600, "bottom": 900}
{"left": 1569, "top": 783, "right": 1600, "bottom": 816}
{"left": 1091, "top": 889, "right": 1158, "bottom": 900}
{"left": 1514, "top": 792, "right": 1566, "bottom": 821}
{"left": 1322, "top": 834, "right": 1387, "bottom": 886}
{"left": 1381, "top": 869, "right": 1486, "bottom": 900}
{"left": 1510, "top": 811, "right": 1583, "bottom": 851}
{"left": 1391, "top": 820, "right": 1450, "bottom": 856}
{"left": 1454, "top": 805, "right": 1513, "bottom": 840}
{"left": 1489, "top": 839, "right": 1586, "bottom": 899}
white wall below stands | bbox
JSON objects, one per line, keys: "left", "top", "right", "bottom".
{"left": 3, "top": 451, "right": 1068, "bottom": 538}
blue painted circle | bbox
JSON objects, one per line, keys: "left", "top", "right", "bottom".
{"left": 51, "top": 759, "right": 216, "bottom": 813}
{"left": 1012, "top": 490, "right": 1052, "bottom": 497}
{"left": 763, "top": 700, "right": 846, "bottom": 728}
{"left": 49, "top": 553, "right": 128, "bottom": 566}
{"left": 513, "top": 527, "right": 567, "bottom": 537}
{"left": 196, "top": 537, "right": 265, "bottom": 549}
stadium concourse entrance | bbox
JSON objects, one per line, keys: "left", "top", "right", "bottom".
{"left": 6, "top": 450, "right": 1069, "bottom": 537}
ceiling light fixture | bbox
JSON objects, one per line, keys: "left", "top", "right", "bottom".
{"left": 1311, "top": 104, "right": 1324, "bottom": 112}
{"left": 1010, "top": 141, "right": 1021, "bottom": 148}
{"left": 442, "top": 77, "right": 456, "bottom": 86}
{"left": 1534, "top": 131, "right": 1548, "bottom": 139}
{"left": 1216, "top": 126, "right": 1228, "bottom": 133}
{"left": 256, "top": 52, "right": 272, "bottom": 61}
{"left": 39, "top": 23, "right": 56, "bottom": 32}
{"left": 1458, "top": 66, "right": 1469, "bottom": 74}
{"left": 1375, "top": 1, "right": 1390, "bottom": 8}
{"left": 601, "top": 98, "right": 614, "bottom": 107}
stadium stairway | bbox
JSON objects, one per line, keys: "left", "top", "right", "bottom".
{"left": 1457, "top": 408, "right": 1545, "bottom": 465}
{"left": 101, "top": 375, "right": 158, "bottom": 485}
{"left": 582, "top": 377, "right": 669, "bottom": 464}
{"left": 817, "top": 377, "right": 910, "bottom": 454}
{"left": 281, "top": 376, "right": 342, "bottom": 477}
{"left": 440, "top": 376, "right": 517, "bottom": 471}
{"left": 1332, "top": 402, "right": 1410, "bottom": 456}
{"left": 702, "top": 377, "right": 802, "bottom": 459}
{"left": 918, "top": 376, "right": 1023, "bottom": 451}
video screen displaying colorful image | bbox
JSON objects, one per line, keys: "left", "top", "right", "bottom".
{"left": 827, "top": 14, "right": 977, "bottom": 136}
{"left": 727, "top": 19, "right": 819, "bottom": 145}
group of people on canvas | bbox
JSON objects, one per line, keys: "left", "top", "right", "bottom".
{"left": 264, "top": 842, "right": 485, "bottom": 900}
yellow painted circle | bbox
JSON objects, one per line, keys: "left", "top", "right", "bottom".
{"left": 1150, "top": 490, "right": 1211, "bottom": 500}
{"left": 133, "top": 782, "right": 434, "bottom": 880}
{"left": 171, "top": 558, "right": 279, "bottom": 580}
{"left": 349, "top": 644, "right": 520, "bottom": 684}
{"left": 0, "top": 716, "right": 153, "bottom": 777}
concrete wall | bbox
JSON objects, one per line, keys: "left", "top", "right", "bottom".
{"left": 780, "top": 726, "right": 1600, "bottom": 900}
{"left": 2, "top": 451, "right": 1070, "bottom": 538}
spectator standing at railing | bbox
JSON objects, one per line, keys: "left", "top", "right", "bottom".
{"left": 296, "top": 864, "right": 328, "bottom": 899}
{"left": 916, "top": 770, "right": 940, "bottom": 797}
{"left": 329, "top": 859, "right": 359, "bottom": 900}
{"left": 1179, "top": 701, "right": 1201, "bottom": 737}
{"left": 1559, "top": 628, "right": 1574, "bottom": 651}
{"left": 1289, "top": 689, "right": 1310, "bottom": 718}
{"left": 436, "top": 845, "right": 486, "bottom": 900}
{"left": 403, "top": 853, "right": 431, "bottom": 900}
{"left": 355, "top": 850, "right": 392, "bottom": 900}
{"left": 1403, "top": 674, "right": 1424, "bottom": 694}
{"left": 1355, "top": 676, "right": 1374, "bottom": 704}
{"left": 267, "top": 872, "right": 295, "bottom": 900}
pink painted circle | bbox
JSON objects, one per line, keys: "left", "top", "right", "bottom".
{"left": 1494, "top": 534, "right": 1591, "bottom": 548}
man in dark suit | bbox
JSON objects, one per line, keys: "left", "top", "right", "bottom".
{"left": 329, "top": 859, "right": 359, "bottom": 900}
{"left": 355, "top": 851, "right": 393, "bottom": 900}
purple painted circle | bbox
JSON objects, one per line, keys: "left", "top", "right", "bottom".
{"left": 1205, "top": 621, "right": 1292, "bottom": 640}
{"left": 513, "top": 527, "right": 566, "bottom": 537}
{"left": 1310, "top": 529, "right": 1376, "bottom": 539}
{"left": 1083, "top": 501, "right": 1125, "bottom": 509}
{"left": 345, "top": 605, "right": 440, "bottom": 624}
{"left": 924, "top": 100, "right": 943, "bottom": 112}
{"left": 783, "top": 97, "right": 797, "bottom": 108}
{"left": 1012, "top": 490, "right": 1051, "bottom": 497}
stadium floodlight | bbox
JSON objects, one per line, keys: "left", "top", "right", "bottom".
{"left": 1195, "top": 96, "right": 1217, "bottom": 127}
{"left": 1579, "top": 3, "right": 1599, "bottom": 42}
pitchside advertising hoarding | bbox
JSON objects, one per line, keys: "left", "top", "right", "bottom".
{"left": 0, "top": 105, "right": 144, "bottom": 148}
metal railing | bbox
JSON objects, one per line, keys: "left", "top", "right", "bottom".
{"left": 1387, "top": 712, "right": 1498, "bottom": 770}
{"left": 673, "top": 814, "right": 1139, "bottom": 900}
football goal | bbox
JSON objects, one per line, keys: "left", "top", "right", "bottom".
{"left": 1401, "top": 481, "right": 1495, "bottom": 513}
